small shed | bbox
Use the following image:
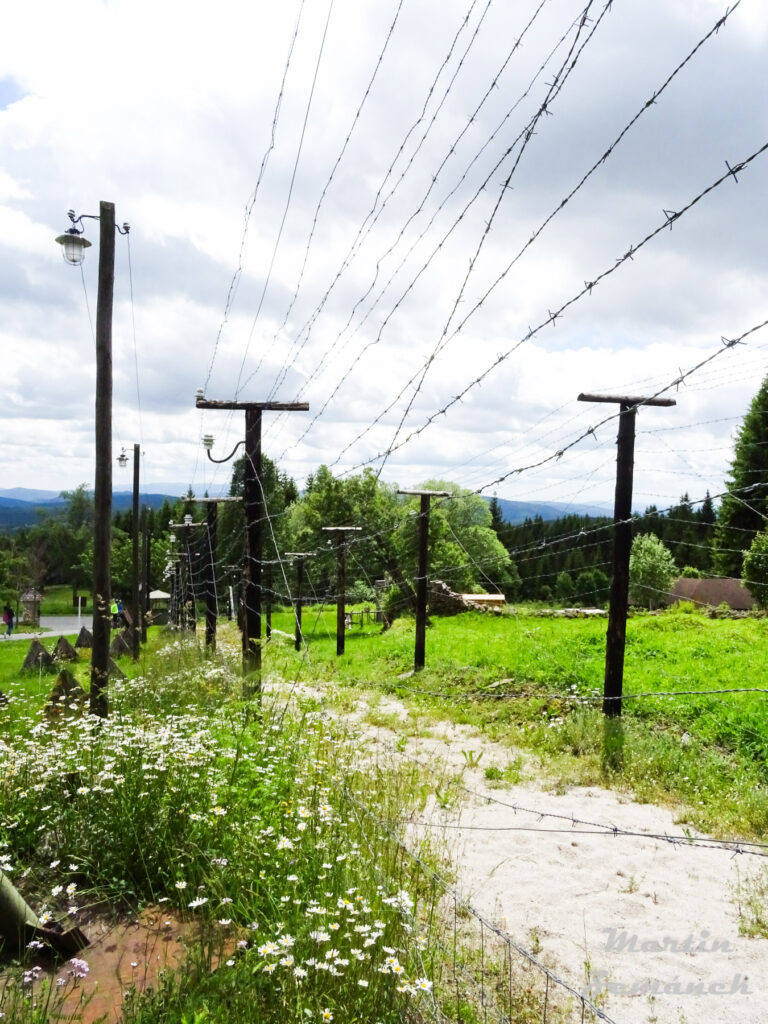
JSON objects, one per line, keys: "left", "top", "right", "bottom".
{"left": 20, "top": 588, "right": 43, "bottom": 626}
{"left": 148, "top": 589, "right": 171, "bottom": 626}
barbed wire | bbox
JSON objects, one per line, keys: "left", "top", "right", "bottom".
{"left": 326, "top": 1, "right": 746, "bottom": 475}
{"left": 341, "top": 140, "right": 768, "bottom": 478}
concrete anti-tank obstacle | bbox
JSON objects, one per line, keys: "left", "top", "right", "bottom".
{"left": 75, "top": 626, "right": 93, "bottom": 649}
{"left": 21, "top": 639, "right": 53, "bottom": 671}
{"left": 53, "top": 635, "right": 79, "bottom": 662}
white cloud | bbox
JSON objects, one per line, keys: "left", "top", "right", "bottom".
{"left": 1, "top": 0, "right": 766, "bottom": 513}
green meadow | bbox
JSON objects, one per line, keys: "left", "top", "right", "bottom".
{"left": 1, "top": 604, "right": 767, "bottom": 1022}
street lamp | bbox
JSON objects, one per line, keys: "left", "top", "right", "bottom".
{"left": 55, "top": 203, "right": 129, "bottom": 717}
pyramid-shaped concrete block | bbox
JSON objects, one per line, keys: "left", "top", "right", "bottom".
{"left": 109, "top": 631, "right": 131, "bottom": 658}
{"left": 22, "top": 639, "right": 53, "bottom": 671}
{"left": 74, "top": 626, "right": 93, "bottom": 649}
{"left": 53, "top": 636, "right": 79, "bottom": 662}
{"left": 46, "top": 669, "right": 87, "bottom": 719}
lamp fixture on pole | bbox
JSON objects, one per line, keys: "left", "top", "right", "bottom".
{"left": 55, "top": 203, "right": 130, "bottom": 716}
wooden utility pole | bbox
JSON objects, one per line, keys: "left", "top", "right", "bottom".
{"left": 196, "top": 498, "right": 241, "bottom": 652}
{"left": 140, "top": 506, "right": 149, "bottom": 643}
{"left": 170, "top": 520, "right": 203, "bottom": 631}
{"left": 322, "top": 527, "right": 362, "bottom": 656}
{"left": 286, "top": 553, "right": 313, "bottom": 651}
{"left": 577, "top": 394, "right": 676, "bottom": 716}
{"left": 196, "top": 398, "right": 309, "bottom": 686}
{"left": 130, "top": 443, "right": 141, "bottom": 660}
{"left": 398, "top": 490, "right": 451, "bottom": 670}
{"left": 91, "top": 201, "right": 115, "bottom": 717}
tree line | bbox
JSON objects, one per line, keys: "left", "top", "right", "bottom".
{"left": 4, "top": 370, "right": 768, "bottom": 613}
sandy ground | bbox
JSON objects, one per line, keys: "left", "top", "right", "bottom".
{"left": 338, "top": 693, "right": 768, "bottom": 1024}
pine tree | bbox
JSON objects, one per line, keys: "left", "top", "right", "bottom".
{"left": 712, "top": 376, "right": 768, "bottom": 577}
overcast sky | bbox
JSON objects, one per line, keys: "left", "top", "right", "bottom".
{"left": 2, "top": 0, "right": 767, "bottom": 515}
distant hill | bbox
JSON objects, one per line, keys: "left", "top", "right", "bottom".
{"left": 0, "top": 490, "right": 185, "bottom": 531}
{"left": 484, "top": 496, "right": 614, "bottom": 524}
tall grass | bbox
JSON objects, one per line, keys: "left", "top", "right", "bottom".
{"left": 0, "top": 628, "right": 551, "bottom": 1024}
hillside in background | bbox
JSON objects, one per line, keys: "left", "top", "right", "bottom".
{"left": 0, "top": 489, "right": 185, "bottom": 530}
{"left": 486, "top": 496, "right": 614, "bottom": 524}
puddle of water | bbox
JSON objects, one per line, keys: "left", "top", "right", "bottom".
{"left": 8, "top": 906, "right": 196, "bottom": 1024}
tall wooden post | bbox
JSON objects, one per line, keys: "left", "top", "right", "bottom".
{"left": 206, "top": 501, "right": 218, "bottom": 651}
{"left": 265, "top": 563, "right": 273, "bottom": 640}
{"left": 130, "top": 443, "right": 140, "bottom": 660}
{"left": 91, "top": 201, "right": 115, "bottom": 718}
{"left": 322, "top": 527, "right": 362, "bottom": 656}
{"left": 196, "top": 398, "right": 309, "bottom": 687}
{"left": 286, "top": 553, "right": 313, "bottom": 651}
{"left": 140, "top": 506, "right": 150, "bottom": 643}
{"left": 398, "top": 490, "right": 451, "bottom": 670}
{"left": 196, "top": 498, "right": 241, "bottom": 653}
{"left": 578, "top": 394, "right": 676, "bottom": 716}
{"left": 244, "top": 408, "right": 263, "bottom": 677}
{"left": 170, "top": 520, "right": 203, "bottom": 631}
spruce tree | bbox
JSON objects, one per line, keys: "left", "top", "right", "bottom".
{"left": 713, "top": 376, "right": 768, "bottom": 577}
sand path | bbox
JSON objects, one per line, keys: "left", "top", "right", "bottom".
{"left": 343, "top": 693, "right": 768, "bottom": 1024}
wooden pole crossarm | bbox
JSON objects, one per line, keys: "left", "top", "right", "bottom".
{"left": 577, "top": 393, "right": 676, "bottom": 407}
{"left": 397, "top": 489, "right": 453, "bottom": 498}
{"left": 196, "top": 398, "right": 309, "bottom": 412}
{"left": 321, "top": 526, "right": 363, "bottom": 533}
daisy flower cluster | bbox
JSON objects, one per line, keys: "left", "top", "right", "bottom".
{"left": 1, "top": 646, "right": 438, "bottom": 1023}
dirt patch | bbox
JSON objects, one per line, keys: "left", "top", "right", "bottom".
{"left": 12, "top": 906, "right": 195, "bottom": 1024}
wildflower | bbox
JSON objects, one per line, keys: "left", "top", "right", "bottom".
{"left": 174, "top": 880, "right": 187, "bottom": 890}
{"left": 293, "top": 967, "right": 308, "bottom": 979}
{"left": 188, "top": 897, "right": 208, "bottom": 909}
{"left": 321, "top": 1010, "right": 333, "bottom": 1022}
{"left": 237, "top": 940, "right": 248, "bottom": 949}
{"left": 51, "top": 885, "right": 63, "bottom": 896}
{"left": 218, "top": 919, "right": 232, "bottom": 926}
{"left": 358, "top": 979, "right": 369, "bottom": 987}
{"left": 414, "top": 978, "right": 433, "bottom": 992}
{"left": 220, "top": 896, "right": 233, "bottom": 904}
{"left": 213, "top": 806, "right": 227, "bottom": 816}
{"left": 226, "top": 959, "right": 235, "bottom": 967}
{"left": 258, "top": 942, "right": 279, "bottom": 956}
{"left": 68, "top": 958, "right": 89, "bottom": 979}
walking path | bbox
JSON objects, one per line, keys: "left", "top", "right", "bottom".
{"left": 4, "top": 615, "right": 94, "bottom": 642}
{"left": 340, "top": 691, "right": 768, "bottom": 1024}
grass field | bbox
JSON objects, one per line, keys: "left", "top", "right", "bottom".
{"left": 1, "top": 605, "right": 767, "bottom": 1022}
{"left": 264, "top": 603, "right": 768, "bottom": 839}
